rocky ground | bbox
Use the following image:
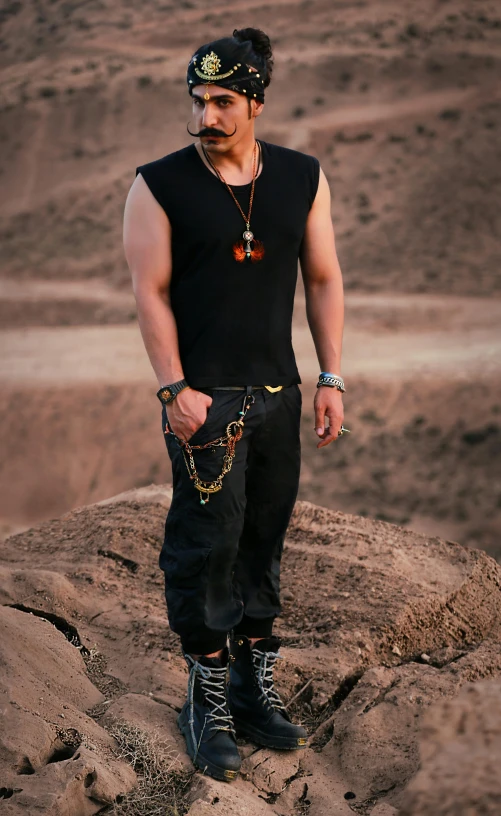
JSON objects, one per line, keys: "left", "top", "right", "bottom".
{"left": 1, "top": 0, "right": 500, "bottom": 552}
{"left": 1, "top": 484, "right": 501, "bottom": 815}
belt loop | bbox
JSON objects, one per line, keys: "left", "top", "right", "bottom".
{"left": 246, "top": 385, "right": 252, "bottom": 398}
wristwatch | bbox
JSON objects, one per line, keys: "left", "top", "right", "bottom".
{"left": 317, "top": 372, "right": 345, "bottom": 393}
{"left": 156, "top": 378, "right": 189, "bottom": 405}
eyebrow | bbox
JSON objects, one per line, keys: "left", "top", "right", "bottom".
{"left": 191, "top": 93, "right": 235, "bottom": 101}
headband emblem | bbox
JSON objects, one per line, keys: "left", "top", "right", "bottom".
{"left": 194, "top": 49, "right": 238, "bottom": 81}
{"left": 201, "top": 51, "right": 221, "bottom": 76}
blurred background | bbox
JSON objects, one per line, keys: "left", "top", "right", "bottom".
{"left": 0, "top": 0, "right": 499, "bottom": 559}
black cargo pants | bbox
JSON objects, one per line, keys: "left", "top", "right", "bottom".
{"left": 160, "top": 384, "right": 302, "bottom": 655}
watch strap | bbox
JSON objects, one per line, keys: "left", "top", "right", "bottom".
{"left": 156, "top": 378, "right": 189, "bottom": 404}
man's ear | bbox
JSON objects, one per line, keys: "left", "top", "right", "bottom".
{"left": 253, "top": 100, "right": 264, "bottom": 118}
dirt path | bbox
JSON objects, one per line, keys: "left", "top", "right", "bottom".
{"left": 0, "top": 278, "right": 134, "bottom": 304}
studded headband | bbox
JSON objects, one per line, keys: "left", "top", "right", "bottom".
{"left": 187, "top": 38, "right": 266, "bottom": 103}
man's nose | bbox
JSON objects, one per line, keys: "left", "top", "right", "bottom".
{"left": 202, "top": 103, "right": 218, "bottom": 128}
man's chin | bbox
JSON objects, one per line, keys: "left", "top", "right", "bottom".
{"left": 203, "top": 138, "right": 230, "bottom": 151}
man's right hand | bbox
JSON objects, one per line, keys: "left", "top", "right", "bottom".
{"left": 166, "top": 388, "right": 213, "bottom": 442}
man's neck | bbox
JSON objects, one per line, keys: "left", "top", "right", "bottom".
{"left": 196, "top": 137, "right": 261, "bottom": 185}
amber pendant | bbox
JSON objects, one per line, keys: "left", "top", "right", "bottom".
{"left": 232, "top": 229, "right": 265, "bottom": 263}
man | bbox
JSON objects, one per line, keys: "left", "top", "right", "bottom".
{"left": 123, "top": 27, "right": 346, "bottom": 782}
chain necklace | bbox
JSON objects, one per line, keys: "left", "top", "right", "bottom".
{"left": 201, "top": 140, "right": 265, "bottom": 263}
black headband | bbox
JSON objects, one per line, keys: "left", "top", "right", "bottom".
{"left": 187, "top": 36, "right": 266, "bottom": 104}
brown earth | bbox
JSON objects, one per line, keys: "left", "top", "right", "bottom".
{"left": 1, "top": 485, "right": 501, "bottom": 814}
{"left": 1, "top": 0, "right": 500, "bottom": 553}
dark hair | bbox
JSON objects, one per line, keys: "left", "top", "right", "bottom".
{"left": 232, "top": 27, "right": 274, "bottom": 88}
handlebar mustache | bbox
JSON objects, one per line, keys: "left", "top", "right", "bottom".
{"left": 186, "top": 122, "right": 238, "bottom": 138}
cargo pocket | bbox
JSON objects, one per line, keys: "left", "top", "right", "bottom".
{"left": 160, "top": 538, "right": 212, "bottom": 634}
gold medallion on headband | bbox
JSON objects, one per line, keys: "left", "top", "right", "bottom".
{"left": 201, "top": 51, "right": 221, "bottom": 76}
{"left": 194, "top": 50, "right": 238, "bottom": 82}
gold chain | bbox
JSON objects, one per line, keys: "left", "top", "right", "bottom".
{"left": 165, "top": 394, "right": 256, "bottom": 505}
{"left": 202, "top": 140, "right": 259, "bottom": 229}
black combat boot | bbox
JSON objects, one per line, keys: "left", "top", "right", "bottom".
{"left": 227, "top": 634, "right": 308, "bottom": 750}
{"left": 177, "top": 646, "right": 241, "bottom": 781}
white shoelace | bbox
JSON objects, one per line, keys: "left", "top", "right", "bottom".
{"left": 251, "top": 648, "right": 287, "bottom": 713}
{"left": 185, "top": 657, "right": 235, "bottom": 758}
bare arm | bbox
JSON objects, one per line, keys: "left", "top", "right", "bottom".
{"left": 299, "top": 167, "right": 344, "bottom": 376}
{"left": 123, "top": 175, "right": 211, "bottom": 440}
{"left": 123, "top": 174, "right": 184, "bottom": 386}
{"left": 299, "top": 166, "right": 345, "bottom": 447}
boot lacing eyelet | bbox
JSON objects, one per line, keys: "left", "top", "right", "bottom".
{"left": 186, "top": 656, "right": 236, "bottom": 758}
{"left": 252, "top": 649, "right": 287, "bottom": 714}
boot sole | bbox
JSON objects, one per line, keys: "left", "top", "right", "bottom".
{"left": 177, "top": 707, "right": 240, "bottom": 782}
{"left": 232, "top": 717, "right": 309, "bottom": 751}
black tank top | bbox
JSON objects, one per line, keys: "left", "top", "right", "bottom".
{"left": 135, "top": 140, "right": 320, "bottom": 388}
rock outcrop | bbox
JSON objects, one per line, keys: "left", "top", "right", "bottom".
{"left": 1, "top": 483, "right": 501, "bottom": 814}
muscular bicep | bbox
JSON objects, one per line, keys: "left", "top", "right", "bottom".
{"left": 299, "top": 166, "right": 339, "bottom": 286}
{"left": 123, "top": 173, "right": 172, "bottom": 298}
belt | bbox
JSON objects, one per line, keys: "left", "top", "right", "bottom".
{"left": 213, "top": 385, "right": 283, "bottom": 392}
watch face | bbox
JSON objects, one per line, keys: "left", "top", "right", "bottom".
{"left": 161, "top": 388, "right": 174, "bottom": 402}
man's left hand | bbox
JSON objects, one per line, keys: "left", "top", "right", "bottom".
{"left": 314, "top": 387, "right": 344, "bottom": 448}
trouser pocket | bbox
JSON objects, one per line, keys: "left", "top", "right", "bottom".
{"left": 159, "top": 527, "right": 212, "bottom": 637}
{"left": 162, "top": 389, "right": 236, "bottom": 447}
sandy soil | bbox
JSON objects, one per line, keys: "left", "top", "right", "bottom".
{"left": 2, "top": 486, "right": 501, "bottom": 815}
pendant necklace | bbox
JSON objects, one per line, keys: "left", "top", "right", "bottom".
{"left": 201, "top": 139, "right": 265, "bottom": 263}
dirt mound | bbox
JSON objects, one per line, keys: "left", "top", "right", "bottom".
{"left": 1, "top": 484, "right": 501, "bottom": 813}
{"left": 0, "top": 0, "right": 500, "bottom": 555}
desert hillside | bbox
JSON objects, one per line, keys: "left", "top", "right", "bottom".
{"left": 0, "top": 0, "right": 499, "bottom": 555}
{"left": 2, "top": 485, "right": 501, "bottom": 815}
{"left": 1, "top": 0, "right": 500, "bottom": 293}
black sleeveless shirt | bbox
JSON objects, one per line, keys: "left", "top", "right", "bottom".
{"left": 136, "top": 140, "right": 320, "bottom": 388}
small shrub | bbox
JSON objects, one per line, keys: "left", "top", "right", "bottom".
{"left": 439, "top": 108, "right": 462, "bottom": 121}
{"left": 39, "top": 86, "right": 57, "bottom": 98}
{"left": 406, "top": 22, "right": 421, "bottom": 37}
{"left": 103, "top": 718, "right": 194, "bottom": 816}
